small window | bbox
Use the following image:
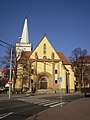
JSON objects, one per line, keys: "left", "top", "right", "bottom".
{"left": 43, "top": 44, "right": 46, "bottom": 54}
{"left": 31, "top": 69, "right": 34, "bottom": 74}
{"left": 55, "top": 70, "right": 57, "bottom": 74}
{"left": 31, "top": 80, "right": 33, "bottom": 83}
{"left": 55, "top": 80, "right": 57, "bottom": 84}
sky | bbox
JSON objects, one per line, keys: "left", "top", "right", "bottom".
{"left": 0, "top": 0, "right": 90, "bottom": 59}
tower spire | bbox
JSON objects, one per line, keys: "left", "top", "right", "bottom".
{"left": 16, "top": 17, "right": 32, "bottom": 60}
{"left": 20, "top": 17, "right": 29, "bottom": 43}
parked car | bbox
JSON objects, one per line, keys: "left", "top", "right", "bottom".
{"left": 0, "top": 85, "right": 9, "bottom": 93}
{"left": 85, "top": 90, "right": 90, "bottom": 97}
{"left": 0, "top": 86, "right": 5, "bottom": 93}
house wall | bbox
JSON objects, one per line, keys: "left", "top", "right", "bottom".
{"left": 65, "top": 65, "right": 75, "bottom": 92}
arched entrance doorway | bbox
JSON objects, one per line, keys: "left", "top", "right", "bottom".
{"left": 40, "top": 78, "right": 47, "bottom": 89}
{"left": 37, "top": 72, "right": 52, "bottom": 90}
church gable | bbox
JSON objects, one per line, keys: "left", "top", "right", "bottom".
{"left": 30, "top": 34, "right": 60, "bottom": 60}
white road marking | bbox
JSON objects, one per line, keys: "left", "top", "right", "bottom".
{"left": 19, "top": 98, "right": 66, "bottom": 108}
{"left": 43, "top": 101, "right": 59, "bottom": 106}
{"left": 33, "top": 99, "right": 50, "bottom": 104}
{"left": 50, "top": 102, "right": 65, "bottom": 107}
{"left": 39, "top": 100, "right": 52, "bottom": 105}
{"left": 0, "top": 112, "right": 13, "bottom": 119}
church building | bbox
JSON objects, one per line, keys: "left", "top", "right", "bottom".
{"left": 14, "top": 17, "right": 75, "bottom": 94}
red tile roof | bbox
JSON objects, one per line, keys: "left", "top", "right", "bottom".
{"left": 18, "top": 51, "right": 32, "bottom": 63}
{"left": 21, "top": 51, "right": 32, "bottom": 59}
{"left": 0, "top": 69, "right": 8, "bottom": 73}
{"left": 57, "top": 52, "right": 71, "bottom": 65}
{"left": 77, "top": 56, "right": 90, "bottom": 63}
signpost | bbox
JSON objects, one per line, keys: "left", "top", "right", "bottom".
{"left": 57, "top": 77, "right": 62, "bottom": 83}
{"left": 8, "top": 80, "right": 12, "bottom": 85}
{"left": 57, "top": 77, "right": 63, "bottom": 107}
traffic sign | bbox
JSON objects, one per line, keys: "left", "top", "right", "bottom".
{"left": 8, "top": 80, "right": 12, "bottom": 85}
{"left": 57, "top": 77, "right": 63, "bottom": 107}
{"left": 57, "top": 77, "right": 62, "bottom": 82}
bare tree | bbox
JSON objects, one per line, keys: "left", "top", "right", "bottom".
{"left": 0, "top": 45, "right": 17, "bottom": 91}
{"left": 69, "top": 47, "right": 89, "bottom": 90}
{"left": 0, "top": 44, "right": 30, "bottom": 93}
{"left": 69, "top": 48, "right": 87, "bottom": 62}
{"left": 16, "top": 51, "right": 31, "bottom": 92}
{"left": 0, "top": 45, "right": 16, "bottom": 69}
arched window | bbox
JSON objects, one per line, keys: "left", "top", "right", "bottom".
{"left": 43, "top": 44, "right": 46, "bottom": 54}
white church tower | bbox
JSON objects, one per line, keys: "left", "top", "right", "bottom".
{"left": 16, "top": 17, "right": 32, "bottom": 60}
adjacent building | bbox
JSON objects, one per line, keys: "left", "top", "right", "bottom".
{"left": 73, "top": 56, "right": 90, "bottom": 89}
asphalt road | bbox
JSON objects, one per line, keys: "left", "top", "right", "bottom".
{"left": 0, "top": 100, "right": 48, "bottom": 120}
{"left": 0, "top": 93, "right": 84, "bottom": 120}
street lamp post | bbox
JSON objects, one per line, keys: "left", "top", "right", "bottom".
{"left": 0, "top": 39, "right": 12, "bottom": 99}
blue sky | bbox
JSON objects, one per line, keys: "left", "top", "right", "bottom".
{"left": 0, "top": 0, "right": 90, "bottom": 58}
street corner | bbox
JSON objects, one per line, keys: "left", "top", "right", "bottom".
{"left": 27, "top": 97, "right": 90, "bottom": 120}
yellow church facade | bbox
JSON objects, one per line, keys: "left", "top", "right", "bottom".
{"left": 14, "top": 17, "right": 75, "bottom": 94}
{"left": 15, "top": 34, "right": 75, "bottom": 94}
{"left": 29, "top": 35, "right": 75, "bottom": 93}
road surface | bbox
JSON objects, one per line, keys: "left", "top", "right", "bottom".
{"left": 0, "top": 93, "right": 84, "bottom": 120}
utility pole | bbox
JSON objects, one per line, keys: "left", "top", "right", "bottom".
{"left": 9, "top": 48, "right": 12, "bottom": 99}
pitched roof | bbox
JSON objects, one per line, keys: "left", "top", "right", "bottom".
{"left": 18, "top": 51, "right": 32, "bottom": 63}
{"left": 57, "top": 52, "right": 71, "bottom": 65}
{"left": 77, "top": 56, "right": 90, "bottom": 63}
{"left": 21, "top": 51, "right": 32, "bottom": 58}
{"left": 0, "top": 69, "right": 9, "bottom": 73}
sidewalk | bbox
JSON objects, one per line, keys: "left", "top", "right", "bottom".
{"left": 27, "top": 97, "right": 90, "bottom": 120}
{"left": 0, "top": 93, "right": 29, "bottom": 101}
{"left": 0, "top": 91, "right": 83, "bottom": 101}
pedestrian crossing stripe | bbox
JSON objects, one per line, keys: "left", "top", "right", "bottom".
{"left": 18, "top": 98, "right": 65, "bottom": 108}
{"left": 33, "top": 99, "right": 51, "bottom": 104}
{"left": 39, "top": 100, "right": 52, "bottom": 105}
{"left": 43, "top": 101, "right": 60, "bottom": 106}
{"left": 50, "top": 102, "right": 65, "bottom": 107}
